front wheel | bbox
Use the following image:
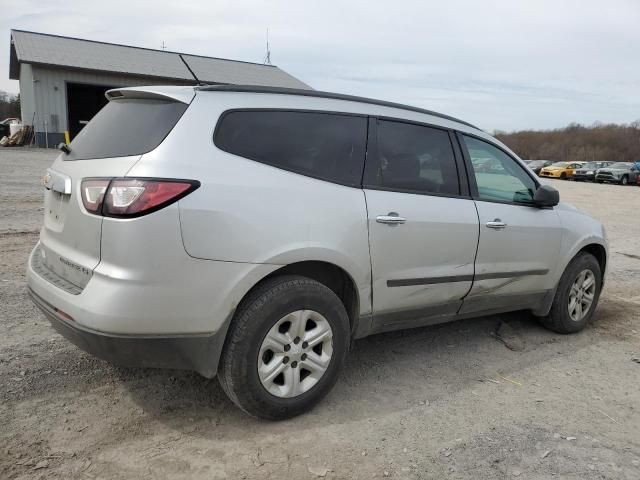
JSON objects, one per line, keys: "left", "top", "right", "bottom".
{"left": 218, "top": 275, "right": 350, "bottom": 420}
{"left": 538, "top": 252, "right": 602, "bottom": 333}
{"left": 620, "top": 175, "right": 629, "bottom": 185}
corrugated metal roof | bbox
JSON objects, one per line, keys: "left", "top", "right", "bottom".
{"left": 9, "top": 30, "right": 311, "bottom": 89}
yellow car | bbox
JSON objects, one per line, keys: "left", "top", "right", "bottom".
{"left": 539, "top": 161, "right": 585, "bottom": 179}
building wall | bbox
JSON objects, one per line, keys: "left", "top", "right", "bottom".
{"left": 18, "top": 63, "right": 35, "bottom": 127}
{"left": 26, "top": 64, "right": 190, "bottom": 147}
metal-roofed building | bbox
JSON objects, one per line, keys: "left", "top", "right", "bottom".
{"left": 9, "top": 29, "right": 311, "bottom": 146}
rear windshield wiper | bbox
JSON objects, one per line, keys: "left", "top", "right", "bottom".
{"left": 58, "top": 142, "right": 71, "bottom": 155}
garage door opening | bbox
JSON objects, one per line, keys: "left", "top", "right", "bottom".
{"left": 66, "top": 83, "right": 118, "bottom": 140}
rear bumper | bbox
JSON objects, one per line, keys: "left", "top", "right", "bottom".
{"left": 29, "top": 287, "right": 225, "bottom": 377}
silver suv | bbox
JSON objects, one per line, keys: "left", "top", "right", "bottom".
{"left": 27, "top": 85, "right": 608, "bottom": 419}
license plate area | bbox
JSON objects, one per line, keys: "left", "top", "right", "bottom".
{"left": 39, "top": 243, "right": 92, "bottom": 288}
{"left": 45, "top": 191, "right": 70, "bottom": 229}
{"left": 43, "top": 169, "right": 73, "bottom": 231}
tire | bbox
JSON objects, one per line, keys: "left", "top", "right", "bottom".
{"left": 620, "top": 175, "right": 628, "bottom": 185}
{"left": 218, "top": 275, "right": 350, "bottom": 420}
{"left": 538, "top": 252, "right": 602, "bottom": 334}
{"left": 560, "top": 172, "right": 567, "bottom": 179}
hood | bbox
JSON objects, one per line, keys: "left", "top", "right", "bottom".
{"left": 556, "top": 201, "right": 579, "bottom": 212}
{"left": 598, "top": 168, "right": 625, "bottom": 174}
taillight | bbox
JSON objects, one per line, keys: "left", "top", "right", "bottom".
{"left": 81, "top": 179, "right": 110, "bottom": 214}
{"left": 80, "top": 178, "right": 199, "bottom": 218}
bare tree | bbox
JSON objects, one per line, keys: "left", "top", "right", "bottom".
{"left": 0, "top": 91, "right": 21, "bottom": 120}
{"left": 496, "top": 122, "right": 640, "bottom": 163}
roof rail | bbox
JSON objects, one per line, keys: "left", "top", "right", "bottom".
{"left": 196, "top": 85, "right": 479, "bottom": 129}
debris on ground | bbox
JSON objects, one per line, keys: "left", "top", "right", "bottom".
{"left": 493, "top": 322, "right": 526, "bottom": 351}
{"left": 32, "top": 459, "right": 49, "bottom": 470}
{"left": 498, "top": 374, "right": 523, "bottom": 387}
{"left": 597, "top": 409, "right": 619, "bottom": 424}
{"left": 308, "top": 466, "right": 331, "bottom": 477}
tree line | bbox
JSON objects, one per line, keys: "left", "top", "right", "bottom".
{"left": 0, "top": 90, "right": 21, "bottom": 120}
{"left": 495, "top": 121, "right": 640, "bottom": 163}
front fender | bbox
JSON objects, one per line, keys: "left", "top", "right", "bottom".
{"left": 532, "top": 205, "right": 607, "bottom": 316}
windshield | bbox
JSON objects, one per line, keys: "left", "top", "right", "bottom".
{"left": 528, "top": 160, "right": 548, "bottom": 167}
{"left": 608, "top": 162, "right": 631, "bottom": 169}
{"left": 581, "top": 162, "right": 599, "bottom": 168}
{"left": 550, "top": 162, "right": 568, "bottom": 167}
{"left": 65, "top": 98, "right": 188, "bottom": 161}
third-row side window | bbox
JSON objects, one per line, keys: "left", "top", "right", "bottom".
{"left": 214, "top": 110, "right": 367, "bottom": 186}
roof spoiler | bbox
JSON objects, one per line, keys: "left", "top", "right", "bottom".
{"left": 105, "top": 86, "right": 195, "bottom": 104}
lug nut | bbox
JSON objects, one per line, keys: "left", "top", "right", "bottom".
{"left": 284, "top": 344, "right": 291, "bottom": 352}
{"left": 291, "top": 361, "right": 298, "bottom": 368}
{"left": 302, "top": 341, "right": 308, "bottom": 349}
{"left": 301, "top": 353, "right": 307, "bottom": 360}
{"left": 283, "top": 356, "right": 289, "bottom": 364}
{"left": 293, "top": 337, "right": 300, "bottom": 344}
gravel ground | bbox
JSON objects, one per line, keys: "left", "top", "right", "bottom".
{"left": 1, "top": 148, "right": 639, "bottom": 479}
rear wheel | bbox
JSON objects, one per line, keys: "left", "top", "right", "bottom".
{"left": 538, "top": 252, "right": 602, "bottom": 333}
{"left": 218, "top": 275, "right": 350, "bottom": 420}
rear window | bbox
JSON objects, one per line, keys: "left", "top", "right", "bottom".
{"left": 214, "top": 110, "right": 367, "bottom": 186}
{"left": 66, "top": 99, "right": 187, "bottom": 161}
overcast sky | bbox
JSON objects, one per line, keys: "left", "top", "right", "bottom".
{"left": 2, "top": 0, "right": 639, "bottom": 131}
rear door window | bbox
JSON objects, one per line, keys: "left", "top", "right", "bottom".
{"left": 370, "top": 119, "right": 460, "bottom": 196}
{"left": 214, "top": 110, "right": 367, "bottom": 186}
{"left": 66, "top": 99, "right": 188, "bottom": 161}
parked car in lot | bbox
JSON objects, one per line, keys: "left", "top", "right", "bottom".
{"left": 27, "top": 85, "right": 608, "bottom": 419}
{"left": 573, "top": 161, "right": 614, "bottom": 182}
{"left": 0, "top": 117, "right": 20, "bottom": 138}
{"left": 472, "top": 156, "right": 506, "bottom": 174}
{"left": 595, "top": 162, "right": 639, "bottom": 185}
{"left": 526, "top": 160, "right": 554, "bottom": 176}
{"left": 539, "top": 161, "right": 586, "bottom": 179}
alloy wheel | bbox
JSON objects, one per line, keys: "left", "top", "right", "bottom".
{"left": 568, "top": 269, "right": 596, "bottom": 322}
{"left": 258, "top": 310, "right": 333, "bottom": 398}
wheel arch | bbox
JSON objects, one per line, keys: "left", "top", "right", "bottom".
{"left": 579, "top": 243, "right": 607, "bottom": 278}
{"left": 259, "top": 261, "right": 362, "bottom": 337}
{"left": 532, "top": 239, "right": 607, "bottom": 317}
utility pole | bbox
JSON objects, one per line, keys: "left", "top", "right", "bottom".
{"left": 263, "top": 28, "right": 272, "bottom": 65}
{"left": 161, "top": 41, "right": 167, "bottom": 51}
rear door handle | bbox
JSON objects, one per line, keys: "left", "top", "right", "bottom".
{"left": 376, "top": 212, "right": 406, "bottom": 225}
{"left": 486, "top": 219, "right": 507, "bottom": 230}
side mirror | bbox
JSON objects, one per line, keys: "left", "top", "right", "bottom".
{"left": 533, "top": 184, "right": 559, "bottom": 207}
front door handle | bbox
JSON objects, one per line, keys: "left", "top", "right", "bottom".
{"left": 376, "top": 212, "right": 406, "bottom": 225}
{"left": 486, "top": 218, "right": 507, "bottom": 230}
